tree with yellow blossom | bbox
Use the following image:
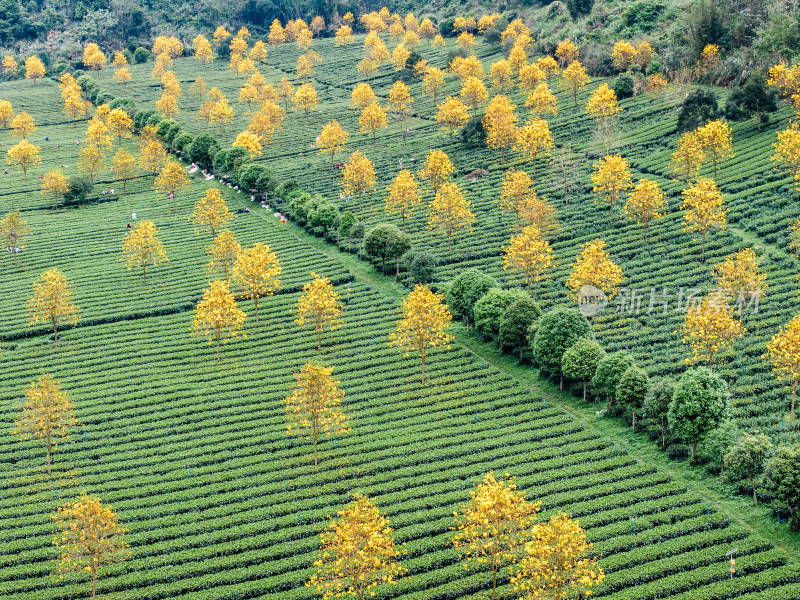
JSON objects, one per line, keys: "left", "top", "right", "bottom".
{"left": 772, "top": 122, "right": 800, "bottom": 195}
{"left": 191, "top": 188, "right": 231, "bottom": 239}
{"left": 307, "top": 494, "right": 405, "bottom": 599}
{"left": 7, "top": 139, "right": 41, "bottom": 180}
{"left": 11, "top": 111, "right": 35, "bottom": 138}
{"left": 460, "top": 76, "right": 489, "bottom": 114}
{"left": 712, "top": 248, "right": 767, "bottom": 303}
{"left": 111, "top": 148, "right": 137, "bottom": 195}
{"left": 0, "top": 209, "right": 30, "bottom": 265}
{"left": 586, "top": 83, "right": 621, "bottom": 145}
{"left": 296, "top": 272, "right": 343, "bottom": 350}
{"left": 121, "top": 220, "right": 168, "bottom": 282}
{"left": 436, "top": 96, "right": 470, "bottom": 142}
{"left": 679, "top": 293, "right": 744, "bottom": 366}
{"left": 387, "top": 81, "right": 413, "bottom": 144}
{"left": 525, "top": 83, "right": 558, "bottom": 118}
{"left": 389, "top": 284, "right": 453, "bottom": 383}
{"left": 511, "top": 512, "right": 604, "bottom": 600}
{"left": 206, "top": 230, "right": 240, "bottom": 283}
{"left": 696, "top": 119, "right": 733, "bottom": 178}
{"left": 292, "top": 82, "right": 319, "bottom": 115}
{"left": 317, "top": 120, "right": 348, "bottom": 166}
{"left": 423, "top": 66, "right": 445, "bottom": 103}
{"left": 555, "top": 40, "right": 579, "bottom": 66}
{"left": 503, "top": 225, "right": 554, "bottom": 295}
{"left": 765, "top": 313, "right": 800, "bottom": 419}
{"left": 359, "top": 102, "right": 387, "bottom": 143}
{"left": 342, "top": 150, "right": 376, "bottom": 210}
{"left": 591, "top": 154, "right": 633, "bottom": 213}
{"left": 562, "top": 60, "right": 590, "bottom": 106}
{"left": 232, "top": 130, "right": 263, "bottom": 158}
{"left": 285, "top": 362, "right": 349, "bottom": 468}
{"left": 190, "top": 280, "right": 247, "bottom": 362}
{"left": 483, "top": 94, "right": 518, "bottom": 160}
{"left": 427, "top": 181, "right": 475, "bottom": 251}
{"left": 232, "top": 243, "right": 282, "bottom": 322}
{"left": 40, "top": 170, "right": 68, "bottom": 212}
{"left": 51, "top": 495, "right": 127, "bottom": 600}
{"left": 513, "top": 118, "right": 554, "bottom": 178}
{"left": 670, "top": 131, "right": 705, "bottom": 182}
{"left": 682, "top": 177, "right": 727, "bottom": 263}
{"left": 453, "top": 471, "right": 541, "bottom": 600}
{"left": 386, "top": 170, "right": 421, "bottom": 231}
{"left": 418, "top": 149, "right": 455, "bottom": 194}
{"left": 13, "top": 375, "right": 78, "bottom": 476}
{"left": 27, "top": 268, "right": 79, "bottom": 347}
{"left": 623, "top": 179, "right": 665, "bottom": 241}
{"left": 611, "top": 40, "right": 637, "bottom": 71}
{"left": 24, "top": 55, "right": 45, "bottom": 83}
{"left": 566, "top": 239, "right": 625, "bottom": 302}
{"left": 154, "top": 158, "right": 190, "bottom": 212}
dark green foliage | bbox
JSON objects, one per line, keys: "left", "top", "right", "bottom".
{"left": 724, "top": 75, "right": 779, "bottom": 130}
{"left": 439, "top": 18, "right": 457, "bottom": 37}
{"left": 63, "top": 175, "right": 94, "bottom": 206}
{"left": 763, "top": 444, "right": 800, "bottom": 529}
{"left": 623, "top": 0, "right": 665, "bottom": 32}
{"left": 500, "top": 297, "right": 542, "bottom": 359}
{"left": 309, "top": 201, "right": 340, "bottom": 233}
{"left": 212, "top": 149, "right": 229, "bottom": 173}
{"left": 567, "top": 0, "right": 594, "bottom": 19}
{"left": 163, "top": 122, "right": 182, "bottom": 145}
{"left": 274, "top": 180, "right": 299, "bottom": 201}
{"left": 363, "top": 223, "right": 408, "bottom": 274}
{"left": 643, "top": 377, "right": 676, "bottom": 449}
{"left": 121, "top": 49, "right": 134, "bottom": 65}
{"left": 133, "top": 109, "right": 156, "bottom": 131}
{"left": 255, "top": 170, "right": 277, "bottom": 199}
{"left": 187, "top": 134, "right": 220, "bottom": 169}
{"left": 156, "top": 119, "right": 178, "bottom": 140}
{"left": 725, "top": 432, "right": 773, "bottom": 505}
{"left": 446, "top": 268, "right": 498, "bottom": 329}
{"left": 461, "top": 115, "right": 487, "bottom": 148}
{"left": 474, "top": 288, "right": 528, "bottom": 342}
{"left": 338, "top": 211, "right": 357, "bottom": 248}
{"left": 686, "top": 0, "right": 728, "bottom": 57}
{"left": 562, "top": 338, "right": 606, "bottom": 401}
{"left": 108, "top": 97, "right": 135, "bottom": 114}
{"left": 96, "top": 91, "right": 114, "bottom": 105}
{"left": 616, "top": 366, "right": 649, "bottom": 431}
{"left": 133, "top": 47, "right": 149, "bottom": 63}
{"left": 533, "top": 307, "right": 593, "bottom": 387}
{"left": 145, "top": 113, "right": 163, "bottom": 128}
{"left": 676, "top": 89, "right": 719, "bottom": 133}
{"left": 224, "top": 146, "right": 251, "bottom": 176}
{"left": 238, "top": 164, "right": 269, "bottom": 192}
{"left": 702, "top": 420, "right": 739, "bottom": 482}
{"left": 646, "top": 60, "right": 663, "bottom": 75}
{"left": 289, "top": 192, "right": 314, "bottom": 223}
{"left": 592, "top": 351, "right": 635, "bottom": 413}
{"left": 172, "top": 132, "right": 194, "bottom": 153}
{"left": 668, "top": 366, "right": 730, "bottom": 461}
{"left": 409, "top": 251, "right": 437, "bottom": 284}
{"left": 612, "top": 74, "right": 635, "bottom": 99}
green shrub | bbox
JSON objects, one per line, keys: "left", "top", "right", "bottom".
{"left": 133, "top": 47, "right": 149, "bottom": 63}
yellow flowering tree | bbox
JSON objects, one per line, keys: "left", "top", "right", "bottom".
{"left": 682, "top": 177, "right": 727, "bottom": 263}
{"left": 296, "top": 272, "right": 343, "bottom": 350}
{"left": 670, "top": 131, "right": 705, "bottom": 182}
{"left": 13, "top": 375, "right": 78, "bottom": 475}
{"left": 342, "top": 150, "right": 376, "bottom": 210}
{"left": 423, "top": 66, "right": 445, "bottom": 103}
{"left": 7, "top": 139, "right": 41, "bottom": 180}
{"left": 460, "top": 76, "right": 489, "bottom": 114}
{"left": 40, "top": 169, "right": 68, "bottom": 211}
{"left": 232, "top": 243, "right": 282, "bottom": 322}
{"left": 555, "top": 40, "right": 579, "bottom": 66}
{"left": 712, "top": 248, "right": 767, "bottom": 302}
{"left": 24, "top": 55, "right": 46, "bottom": 83}
{"left": 292, "top": 82, "right": 319, "bottom": 115}
{"left": 483, "top": 94, "right": 518, "bottom": 160}
{"left": 427, "top": 181, "right": 475, "bottom": 251}
{"left": 503, "top": 225, "right": 554, "bottom": 295}
{"left": 562, "top": 60, "right": 590, "bottom": 106}
{"left": 307, "top": 494, "right": 405, "bottom": 600}
{"left": 154, "top": 158, "right": 190, "bottom": 212}
{"left": 191, "top": 188, "right": 232, "bottom": 239}
{"left": 436, "top": 96, "right": 470, "bottom": 142}
{"left": 27, "top": 268, "right": 79, "bottom": 347}
{"left": 623, "top": 179, "right": 665, "bottom": 241}
{"left": 453, "top": 471, "right": 540, "bottom": 600}
{"left": 317, "top": 120, "right": 348, "bottom": 166}
{"left": 51, "top": 495, "right": 127, "bottom": 600}
{"left": 418, "top": 149, "right": 455, "bottom": 194}
{"left": 285, "top": 362, "right": 349, "bottom": 467}
{"left": 772, "top": 122, "right": 800, "bottom": 195}
{"left": 765, "top": 313, "right": 800, "bottom": 419}
{"left": 696, "top": 119, "right": 734, "bottom": 178}
{"left": 566, "top": 239, "right": 624, "bottom": 302}
{"left": 525, "top": 83, "right": 557, "bottom": 118}
{"left": 591, "top": 154, "right": 632, "bottom": 213}
{"left": 190, "top": 280, "right": 247, "bottom": 362}
{"left": 611, "top": 40, "right": 637, "bottom": 71}
{"left": 389, "top": 284, "right": 453, "bottom": 383}
{"left": 586, "top": 83, "right": 621, "bottom": 144}
{"left": 385, "top": 169, "right": 421, "bottom": 230}
{"left": 387, "top": 81, "right": 413, "bottom": 144}
{"left": 0, "top": 209, "right": 30, "bottom": 265}
{"left": 359, "top": 102, "right": 387, "bottom": 143}
{"left": 206, "top": 230, "right": 241, "bottom": 283}
{"left": 121, "top": 220, "right": 168, "bottom": 282}
{"left": 513, "top": 118, "right": 554, "bottom": 178}
{"left": 679, "top": 294, "right": 744, "bottom": 365}
{"left": 511, "top": 512, "right": 604, "bottom": 600}
{"left": 498, "top": 169, "right": 535, "bottom": 223}
{"left": 232, "top": 130, "right": 263, "bottom": 158}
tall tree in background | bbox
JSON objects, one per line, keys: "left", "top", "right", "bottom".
{"left": 13, "top": 375, "right": 78, "bottom": 476}
{"left": 427, "top": 181, "right": 475, "bottom": 251}
{"left": 591, "top": 154, "right": 632, "bottom": 213}
{"left": 154, "top": 159, "right": 190, "bottom": 212}
{"left": 0, "top": 209, "right": 30, "bottom": 265}
{"left": 503, "top": 225, "right": 554, "bottom": 295}
{"left": 341, "top": 150, "right": 376, "bottom": 211}
{"left": 317, "top": 120, "right": 348, "bottom": 167}
{"left": 191, "top": 188, "right": 232, "bottom": 239}
{"left": 765, "top": 313, "right": 800, "bottom": 420}
{"left": 565, "top": 239, "right": 624, "bottom": 304}
{"left": 121, "top": 220, "right": 168, "bottom": 282}
{"left": 7, "top": 139, "right": 41, "bottom": 180}
{"left": 418, "top": 150, "right": 455, "bottom": 195}
{"left": 284, "top": 362, "right": 349, "bottom": 468}
{"left": 682, "top": 177, "right": 727, "bottom": 263}
{"left": 206, "top": 230, "right": 241, "bottom": 284}
{"left": 679, "top": 294, "right": 744, "bottom": 365}
{"left": 623, "top": 179, "right": 665, "bottom": 241}
{"left": 696, "top": 119, "right": 734, "bottom": 178}
{"left": 385, "top": 169, "right": 421, "bottom": 231}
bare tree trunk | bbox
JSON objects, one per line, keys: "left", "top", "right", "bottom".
{"left": 751, "top": 475, "right": 758, "bottom": 505}
{"left": 46, "top": 438, "right": 52, "bottom": 475}
{"left": 690, "top": 442, "right": 696, "bottom": 462}
{"left": 632, "top": 409, "right": 636, "bottom": 432}
{"left": 53, "top": 316, "right": 58, "bottom": 348}
{"left": 215, "top": 331, "right": 220, "bottom": 362}
{"left": 254, "top": 296, "right": 259, "bottom": 322}
{"left": 583, "top": 382, "right": 587, "bottom": 401}
{"left": 421, "top": 354, "right": 426, "bottom": 384}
